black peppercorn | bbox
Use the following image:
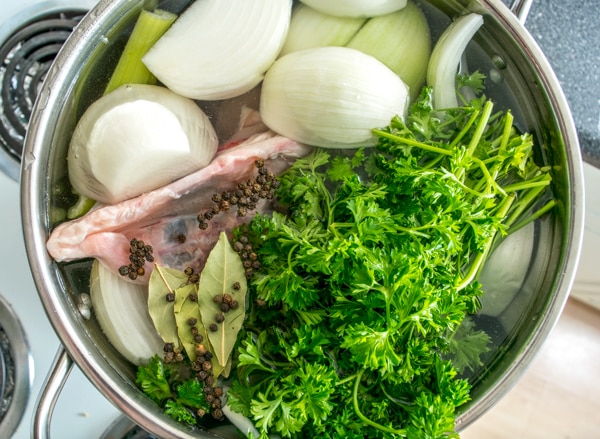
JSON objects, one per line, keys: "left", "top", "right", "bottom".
{"left": 196, "top": 344, "right": 207, "bottom": 356}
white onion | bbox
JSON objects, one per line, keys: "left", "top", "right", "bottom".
{"left": 142, "top": 0, "right": 292, "bottom": 100}
{"left": 280, "top": 2, "right": 430, "bottom": 100}
{"left": 260, "top": 46, "right": 409, "bottom": 149}
{"left": 427, "top": 13, "right": 484, "bottom": 109}
{"left": 68, "top": 84, "right": 218, "bottom": 204}
{"left": 279, "top": 4, "right": 366, "bottom": 56}
{"left": 90, "top": 260, "right": 164, "bottom": 366}
{"left": 345, "top": 1, "right": 431, "bottom": 100}
{"left": 300, "top": 0, "right": 407, "bottom": 17}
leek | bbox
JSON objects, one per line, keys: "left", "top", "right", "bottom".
{"left": 104, "top": 8, "right": 176, "bottom": 95}
{"left": 427, "top": 13, "right": 484, "bottom": 109}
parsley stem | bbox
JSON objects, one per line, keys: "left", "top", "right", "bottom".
{"left": 449, "top": 107, "right": 480, "bottom": 149}
{"left": 503, "top": 176, "right": 552, "bottom": 227}
{"left": 373, "top": 130, "right": 452, "bottom": 156}
{"left": 353, "top": 369, "right": 407, "bottom": 436}
{"left": 503, "top": 177, "right": 551, "bottom": 193}
{"left": 507, "top": 199, "right": 556, "bottom": 235}
{"left": 470, "top": 157, "right": 507, "bottom": 196}
{"left": 466, "top": 100, "right": 494, "bottom": 158}
{"left": 456, "top": 193, "right": 515, "bottom": 291}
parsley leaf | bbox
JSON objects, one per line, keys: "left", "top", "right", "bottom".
{"left": 136, "top": 355, "right": 211, "bottom": 426}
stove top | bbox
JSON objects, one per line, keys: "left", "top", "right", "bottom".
{"left": 0, "top": 3, "right": 124, "bottom": 438}
{"left": 524, "top": 0, "right": 599, "bottom": 167}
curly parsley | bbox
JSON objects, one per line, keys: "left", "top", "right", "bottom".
{"left": 227, "top": 77, "right": 553, "bottom": 438}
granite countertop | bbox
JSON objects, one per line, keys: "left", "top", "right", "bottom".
{"left": 523, "top": 0, "right": 600, "bottom": 167}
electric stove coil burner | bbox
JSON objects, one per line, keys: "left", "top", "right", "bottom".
{"left": 0, "top": 294, "right": 31, "bottom": 438}
{"left": 0, "top": 11, "right": 84, "bottom": 180}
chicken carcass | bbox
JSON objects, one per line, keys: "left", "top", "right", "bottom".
{"left": 46, "top": 128, "right": 311, "bottom": 284}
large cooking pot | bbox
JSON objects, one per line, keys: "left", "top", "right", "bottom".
{"left": 21, "top": 0, "right": 584, "bottom": 437}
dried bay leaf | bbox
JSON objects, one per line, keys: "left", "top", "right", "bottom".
{"left": 148, "top": 265, "right": 187, "bottom": 351}
{"left": 174, "top": 283, "right": 208, "bottom": 362}
{"left": 198, "top": 232, "right": 247, "bottom": 368}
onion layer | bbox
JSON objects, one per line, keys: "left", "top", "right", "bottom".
{"left": 427, "top": 13, "right": 484, "bottom": 109}
{"left": 300, "top": 0, "right": 407, "bottom": 17}
{"left": 142, "top": 0, "right": 292, "bottom": 100}
{"left": 68, "top": 84, "right": 218, "bottom": 204}
{"left": 260, "top": 46, "right": 409, "bottom": 149}
{"left": 90, "top": 260, "right": 164, "bottom": 366}
{"left": 345, "top": 1, "right": 431, "bottom": 99}
{"left": 280, "top": 4, "right": 366, "bottom": 56}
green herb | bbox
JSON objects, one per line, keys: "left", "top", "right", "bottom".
{"left": 197, "top": 232, "right": 248, "bottom": 369}
{"left": 136, "top": 355, "right": 211, "bottom": 426}
{"left": 228, "top": 75, "right": 553, "bottom": 438}
{"left": 148, "top": 265, "right": 186, "bottom": 352}
{"left": 173, "top": 283, "right": 206, "bottom": 361}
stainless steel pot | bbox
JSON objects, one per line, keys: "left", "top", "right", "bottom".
{"left": 20, "top": 0, "right": 584, "bottom": 437}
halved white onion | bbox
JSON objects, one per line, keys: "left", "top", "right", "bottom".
{"left": 142, "top": 0, "right": 292, "bottom": 100}
{"left": 427, "top": 13, "right": 484, "bottom": 109}
{"left": 300, "top": 0, "right": 408, "bottom": 17}
{"left": 68, "top": 84, "right": 218, "bottom": 204}
{"left": 90, "top": 260, "right": 164, "bottom": 366}
{"left": 260, "top": 46, "right": 409, "bottom": 148}
{"left": 345, "top": 1, "right": 431, "bottom": 99}
{"left": 279, "top": 4, "right": 366, "bottom": 56}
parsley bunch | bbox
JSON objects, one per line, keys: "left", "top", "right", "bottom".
{"left": 228, "top": 78, "right": 553, "bottom": 439}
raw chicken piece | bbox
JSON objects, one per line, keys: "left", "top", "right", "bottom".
{"left": 46, "top": 128, "right": 311, "bottom": 284}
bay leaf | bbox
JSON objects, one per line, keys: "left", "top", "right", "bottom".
{"left": 148, "top": 265, "right": 187, "bottom": 351}
{"left": 197, "top": 231, "right": 247, "bottom": 368}
{"left": 174, "top": 283, "right": 208, "bottom": 362}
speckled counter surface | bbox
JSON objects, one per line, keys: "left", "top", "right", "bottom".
{"left": 523, "top": 0, "right": 600, "bottom": 167}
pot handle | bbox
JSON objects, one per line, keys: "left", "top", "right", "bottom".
{"left": 510, "top": 0, "right": 534, "bottom": 24}
{"left": 32, "top": 346, "right": 74, "bottom": 439}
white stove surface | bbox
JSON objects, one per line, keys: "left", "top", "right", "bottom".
{"left": 0, "top": 171, "right": 121, "bottom": 438}
{"left": 0, "top": 1, "right": 141, "bottom": 437}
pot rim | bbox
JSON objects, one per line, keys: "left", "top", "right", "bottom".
{"left": 20, "top": 0, "right": 585, "bottom": 437}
